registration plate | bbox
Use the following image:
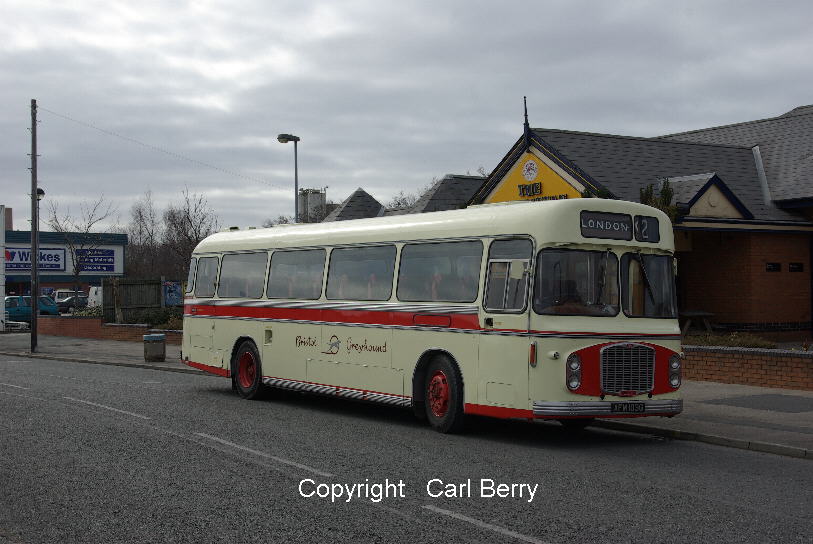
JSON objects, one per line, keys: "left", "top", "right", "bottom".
{"left": 611, "top": 402, "right": 645, "bottom": 414}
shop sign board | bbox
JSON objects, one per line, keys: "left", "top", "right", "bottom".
{"left": 4, "top": 247, "right": 66, "bottom": 271}
{"left": 76, "top": 248, "right": 115, "bottom": 272}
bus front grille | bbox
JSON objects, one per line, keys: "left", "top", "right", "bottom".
{"left": 600, "top": 343, "right": 655, "bottom": 395}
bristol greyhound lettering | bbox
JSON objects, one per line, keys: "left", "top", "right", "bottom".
{"left": 322, "top": 335, "right": 341, "bottom": 355}
{"left": 346, "top": 337, "right": 387, "bottom": 354}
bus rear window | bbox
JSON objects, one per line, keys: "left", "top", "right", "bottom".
{"left": 194, "top": 257, "right": 219, "bottom": 298}
{"left": 397, "top": 241, "right": 482, "bottom": 303}
{"left": 533, "top": 249, "right": 619, "bottom": 317}
{"left": 185, "top": 258, "right": 196, "bottom": 294}
{"left": 326, "top": 245, "right": 396, "bottom": 301}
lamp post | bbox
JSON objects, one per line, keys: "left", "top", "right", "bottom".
{"left": 277, "top": 133, "right": 300, "bottom": 222}
{"left": 30, "top": 187, "right": 44, "bottom": 353}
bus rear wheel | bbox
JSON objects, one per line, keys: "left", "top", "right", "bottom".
{"left": 424, "top": 356, "right": 464, "bottom": 434}
{"left": 232, "top": 341, "right": 265, "bottom": 400}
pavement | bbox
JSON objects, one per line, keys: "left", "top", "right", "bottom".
{"left": 1, "top": 331, "right": 811, "bottom": 460}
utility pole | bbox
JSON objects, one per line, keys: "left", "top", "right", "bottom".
{"left": 30, "top": 99, "right": 39, "bottom": 353}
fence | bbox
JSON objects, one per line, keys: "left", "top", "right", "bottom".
{"left": 102, "top": 278, "right": 181, "bottom": 323}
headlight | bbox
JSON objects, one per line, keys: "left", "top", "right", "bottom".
{"left": 566, "top": 353, "right": 581, "bottom": 390}
{"left": 668, "top": 354, "right": 682, "bottom": 389}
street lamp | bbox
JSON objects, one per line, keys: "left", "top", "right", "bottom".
{"left": 277, "top": 133, "right": 300, "bottom": 222}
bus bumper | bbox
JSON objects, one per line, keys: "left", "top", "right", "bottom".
{"left": 532, "top": 399, "right": 682, "bottom": 418}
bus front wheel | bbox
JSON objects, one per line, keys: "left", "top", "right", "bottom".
{"left": 424, "top": 356, "right": 464, "bottom": 434}
{"left": 232, "top": 341, "right": 265, "bottom": 400}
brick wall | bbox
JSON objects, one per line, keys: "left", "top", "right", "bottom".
{"left": 677, "top": 231, "right": 811, "bottom": 331}
{"left": 684, "top": 345, "right": 813, "bottom": 391}
{"left": 38, "top": 316, "right": 181, "bottom": 345}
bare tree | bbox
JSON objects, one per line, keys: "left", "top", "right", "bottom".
{"left": 162, "top": 188, "right": 219, "bottom": 277}
{"left": 385, "top": 190, "right": 420, "bottom": 210}
{"left": 262, "top": 214, "right": 293, "bottom": 228}
{"left": 126, "top": 190, "right": 162, "bottom": 277}
{"left": 47, "top": 195, "right": 118, "bottom": 300}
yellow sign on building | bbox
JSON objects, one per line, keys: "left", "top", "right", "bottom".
{"left": 484, "top": 151, "right": 583, "bottom": 204}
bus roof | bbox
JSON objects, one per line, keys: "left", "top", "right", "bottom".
{"left": 193, "top": 199, "right": 674, "bottom": 255}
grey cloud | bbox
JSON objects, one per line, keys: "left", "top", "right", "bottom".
{"left": 1, "top": 0, "right": 811, "bottom": 231}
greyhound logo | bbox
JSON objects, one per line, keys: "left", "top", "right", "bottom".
{"left": 322, "top": 335, "right": 341, "bottom": 355}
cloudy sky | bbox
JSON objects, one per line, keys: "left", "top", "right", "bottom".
{"left": 1, "top": 0, "right": 811, "bottom": 231}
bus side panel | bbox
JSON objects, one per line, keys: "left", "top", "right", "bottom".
{"left": 314, "top": 323, "right": 400, "bottom": 395}
{"left": 391, "top": 329, "right": 479, "bottom": 405}
{"left": 477, "top": 335, "right": 531, "bottom": 411}
{"left": 213, "top": 317, "right": 264, "bottom": 373}
{"left": 184, "top": 316, "right": 215, "bottom": 367}
{"left": 263, "top": 321, "right": 321, "bottom": 382}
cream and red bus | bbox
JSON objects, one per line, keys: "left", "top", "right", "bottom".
{"left": 182, "top": 198, "right": 682, "bottom": 433}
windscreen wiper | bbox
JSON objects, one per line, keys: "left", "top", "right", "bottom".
{"left": 635, "top": 250, "right": 656, "bottom": 304}
{"left": 595, "top": 249, "right": 610, "bottom": 303}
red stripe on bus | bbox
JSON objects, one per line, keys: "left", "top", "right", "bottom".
{"left": 464, "top": 403, "right": 534, "bottom": 419}
{"left": 185, "top": 359, "right": 230, "bottom": 377}
{"left": 184, "top": 303, "right": 679, "bottom": 338}
{"left": 185, "top": 304, "right": 480, "bottom": 329}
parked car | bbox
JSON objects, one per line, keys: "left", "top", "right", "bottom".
{"left": 34, "top": 296, "right": 59, "bottom": 316}
{"left": 4, "top": 295, "right": 32, "bottom": 322}
{"left": 3, "top": 296, "right": 58, "bottom": 322}
{"left": 57, "top": 295, "right": 88, "bottom": 313}
{"left": 55, "top": 289, "right": 86, "bottom": 301}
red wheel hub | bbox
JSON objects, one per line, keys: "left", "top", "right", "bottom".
{"left": 428, "top": 370, "right": 450, "bottom": 418}
{"left": 238, "top": 351, "right": 256, "bottom": 389}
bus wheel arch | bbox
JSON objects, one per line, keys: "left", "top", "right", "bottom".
{"left": 230, "top": 337, "right": 266, "bottom": 400}
{"left": 412, "top": 350, "right": 465, "bottom": 433}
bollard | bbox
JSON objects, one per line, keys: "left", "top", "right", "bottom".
{"left": 143, "top": 333, "right": 166, "bottom": 362}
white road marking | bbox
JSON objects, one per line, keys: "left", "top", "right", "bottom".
{"left": 62, "top": 396, "right": 151, "bottom": 420}
{"left": 0, "top": 390, "right": 48, "bottom": 401}
{"left": 0, "top": 382, "right": 30, "bottom": 390}
{"left": 194, "top": 432, "right": 334, "bottom": 478}
{"left": 421, "top": 505, "right": 551, "bottom": 544}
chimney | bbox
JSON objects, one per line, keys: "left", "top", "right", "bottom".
{"left": 3, "top": 207, "right": 11, "bottom": 230}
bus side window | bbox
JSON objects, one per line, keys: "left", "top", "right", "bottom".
{"left": 326, "top": 245, "right": 396, "bottom": 301}
{"left": 218, "top": 252, "right": 267, "bottom": 299}
{"left": 397, "top": 241, "right": 483, "bottom": 303}
{"left": 484, "top": 239, "right": 532, "bottom": 312}
{"left": 267, "top": 249, "right": 326, "bottom": 300}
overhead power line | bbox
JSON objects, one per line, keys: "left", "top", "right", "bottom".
{"left": 39, "top": 106, "right": 287, "bottom": 190}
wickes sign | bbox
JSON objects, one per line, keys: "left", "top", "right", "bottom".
{"left": 4, "top": 247, "right": 66, "bottom": 271}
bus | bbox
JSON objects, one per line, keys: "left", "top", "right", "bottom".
{"left": 182, "top": 198, "right": 682, "bottom": 433}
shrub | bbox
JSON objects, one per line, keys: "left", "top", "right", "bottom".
{"left": 128, "top": 307, "right": 183, "bottom": 327}
{"left": 686, "top": 332, "right": 777, "bottom": 349}
{"left": 73, "top": 306, "right": 103, "bottom": 317}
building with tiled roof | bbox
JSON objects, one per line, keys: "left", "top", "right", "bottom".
{"left": 322, "top": 188, "right": 384, "bottom": 222}
{"left": 469, "top": 106, "right": 813, "bottom": 338}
